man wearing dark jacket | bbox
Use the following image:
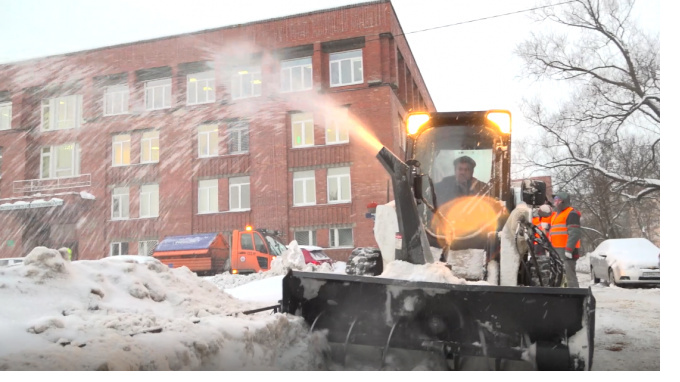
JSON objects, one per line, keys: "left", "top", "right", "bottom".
{"left": 549, "top": 192, "right": 583, "bottom": 288}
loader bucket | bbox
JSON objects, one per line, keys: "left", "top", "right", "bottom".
{"left": 281, "top": 270, "right": 595, "bottom": 370}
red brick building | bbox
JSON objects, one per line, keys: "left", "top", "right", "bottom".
{"left": 0, "top": 1, "right": 434, "bottom": 261}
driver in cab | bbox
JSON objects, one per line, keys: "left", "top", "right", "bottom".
{"left": 436, "top": 155, "right": 488, "bottom": 203}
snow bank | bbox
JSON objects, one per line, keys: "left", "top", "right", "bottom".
{"left": 379, "top": 260, "right": 467, "bottom": 284}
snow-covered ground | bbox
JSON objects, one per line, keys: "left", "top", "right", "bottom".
{"left": 0, "top": 246, "right": 660, "bottom": 371}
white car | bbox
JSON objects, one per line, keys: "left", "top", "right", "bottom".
{"left": 589, "top": 238, "right": 660, "bottom": 287}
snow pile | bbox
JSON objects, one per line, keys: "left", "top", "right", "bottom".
{"left": 378, "top": 260, "right": 467, "bottom": 284}
{"left": 0, "top": 247, "right": 328, "bottom": 371}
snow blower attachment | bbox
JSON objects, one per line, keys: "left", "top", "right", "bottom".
{"left": 281, "top": 110, "right": 595, "bottom": 370}
{"left": 282, "top": 270, "right": 595, "bottom": 370}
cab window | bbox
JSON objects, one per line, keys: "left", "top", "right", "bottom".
{"left": 240, "top": 233, "right": 254, "bottom": 250}
{"left": 254, "top": 233, "right": 268, "bottom": 254}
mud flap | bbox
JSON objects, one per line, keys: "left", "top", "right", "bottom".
{"left": 282, "top": 270, "right": 595, "bottom": 370}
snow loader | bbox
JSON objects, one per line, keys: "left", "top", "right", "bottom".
{"left": 281, "top": 110, "right": 595, "bottom": 370}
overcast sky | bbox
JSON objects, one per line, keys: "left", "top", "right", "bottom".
{"left": 1, "top": 0, "right": 663, "bottom": 174}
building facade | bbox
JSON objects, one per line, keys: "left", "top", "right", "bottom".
{"left": 0, "top": 1, "right": 434, "bottom": 261}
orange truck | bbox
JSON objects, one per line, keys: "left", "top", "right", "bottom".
{"left": 152, "top": 227, "right": 288, "bottom": 275}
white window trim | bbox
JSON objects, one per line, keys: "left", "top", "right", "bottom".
{"left": 291, "top": 114, "right": 314, "bottom": 148}
{"left": 103, "top": 85, "right": 129, "bottom": 116}
{"left": 294, "top": 230, "right": 317, "bottom": 246}
{"left": 229, "top": 177, "right": 251, "bottom": 211}
{"left": 327, "top": 168, "right": 351, "bottom": 204}
{"left": 110, "top": 242, "right": 128, "bottom": 257}
{"left": 198, "top": 179, "right": 219, "bottom": 214}
{"left": 231, "top": 67, "right": 262, "bottom": 100}
{"left": 111, "top": 187, "right": 130, "bottom": 220}
{"left": 139, "top": 184, "right": 159, "bottom": 218}
{"left": 329, "top": 227, "right": 354, "bottom": 248}
{"left": 39, "top": 143, "right": 80, "bottom": 179}
{"left": 197, "top": 125, "right": 219, "bottom": 158}
{"left": 293, "top": 172, "right": 316, "bottom": 206}
{"left": 0, "top": 102, "right": 11, "bottom": 131}
{"left": 187, "top": 71, "right": 216, "bottom": 106}
{"left": 325, "top": 108, "right": 350, "bottom": 145}
{"left": 112, "top": 134, "right": 131, "bottom": 167}
{"left": 144, "top": 78, "right": 172, "bottom": 110}
{"left": 140, "top": 131, "right": 160, "bottom": 164}
{"left": 40, "top": 95, "right": 83, "bottom": 131}
{"left": 329, "top": 49, "right": 364, "bottom": 87}
{"left": 138, "top": 240, "right": 158, "bottom": 256}
{"left": 280, "top": 57, "right": 313, "bottom": 93}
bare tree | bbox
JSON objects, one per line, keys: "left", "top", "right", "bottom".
{"left": 516, "top": 0, "right": 659, "bottom": 197}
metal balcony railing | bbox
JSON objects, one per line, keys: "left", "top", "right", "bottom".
{"left": 13, "top": 174, "right": 91, "bottom": 194}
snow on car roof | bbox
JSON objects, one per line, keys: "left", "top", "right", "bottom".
{"left": 591, "top": 238, "right": 659, "bottom": 263}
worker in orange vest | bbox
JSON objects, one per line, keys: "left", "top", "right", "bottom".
{"left": 549, "top": 192, "right": 583, "bottom": 288}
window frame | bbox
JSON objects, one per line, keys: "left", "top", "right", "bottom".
{"left": 231, "top": 66, "right": 262, "bottom": 100}
{"left": 291, "top": 112, "right": 314, "bottom": 148}
{"left": 144, "top": 78, "right": 172, "bottom": 110}
{"left": 293, "top": 170, "right": 316, "bottom": 206}
{"left": 325, "top": 107, "right": 350, "bottom": 145}
{"left": 197, "top": 124, "right": 219, "bottom": 158}
{"left": 329, "top": 49, "right": 364, "bottom": 87}
{"left": 229, "top": 176, "right": 251, "bottom": 211}
{"left": 140, "top": 130, "right": 160, "bottom": 164}
{"left": 294, "top": 230, "right": 317, "bottom": 246}
{"left": 112, "top": 134, "right": 131, "bottom": 167}
{"left": 40, "top": 95, "right": 83, "bottom": 131}
{"left": 280, "top": 57, "right": 313, "bottom": 93}
{"left": 0, "top": 102, "right": 11, "bottom": 130}
{"left": 111, "top": 186, "right": 130, "bottom": 220}
{"left": 327, "top": 167, "right": 352, "bottom": 204}
{"left": 110, "top": 242, "right": 129, "bottom": 257}
{"left": 198, "top": 179, "right": 219, "bottom": 214}
{"left": 138, "top": 240, "right": 158, "bottom": 256}
{"left": 103, "top": 84, "right": 129, "bottom": 116}
{"left": 227, "top": 121, "right": 249, "bottom": 154}
{"left": 39, "top": 143, "right": 80, "bottom": 179}
{"left": 329, "top": 227, "right": 353, "bottom": 248}
{"left": 139, "top": 183, "right": 159, "bottom": 218}
{"left": 186, "top": 71, "right": 216, "bottom": 106}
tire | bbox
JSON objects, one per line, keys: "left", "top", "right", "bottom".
{"left": 529, "top": 255, "right": 552, "bottom": 287}
{"left": 345, "top": 247, "right": 383, "bottom": 276}
{"left": 608, "top": 268, "right": 617, "bottom": 287}
{"left": 590, "top": 266, "right": 600, "bottom": 284}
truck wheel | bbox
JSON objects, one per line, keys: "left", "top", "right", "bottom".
{"left": 530, "top": 256, "right": 552, "bottom": 286}
{"left": 345, "top": 247, "right": 383, "bottom": 276}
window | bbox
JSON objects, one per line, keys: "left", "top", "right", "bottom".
{"left": 327, "top": 167, "right": 351, "bottom": 203}
{"left": 291, "top": 112, "right": 314, "bottom": 148}
{"left": 111, "top": 187, "right": 129, "bottom": 220}
{"left": 40, "top": 143, "right": 80, "bottom": 179}
{"left": 110, "top": 242, "right": 129, "bottom": 256}
{"left": 41, "top": 95, "right": 83, "bottom": 130}
{"left": 295, "top": 230, "right": 317, "bottom": 246}
{"left": 281, "top": 57, "right": 312, "bottom": 92}
{"left": 144, "top": 78, "right": 171, "bottom": 110}
{"left": 139, "top": 240, "right": 158, "bottom": 256}
{"left": 198, "top": 124, "right": 218, "bottom": 157}
{"left": 330, "top": 50, "right": 363, "bottom": 87}
{"left": 141, "top": 131, "right": 160, "bottom": 163}
{"left": 293, "top": 170, "right": 316, "bottom": 206}
{"left": 139, "top": 184, "right": 159, "bottom": 218}
{"left": 112, "top": 134, "right": 131, "bottom": 166}
{"left": 329, "top": 228, "right": 353, "bottom": 247}
{"left": 326, "top": 107, "right": 349, "bottom": 144}
{"left": 0, "top": 102, "right": 11, "bottom": 130}
{"left": 187, "top": 71, "right": 215, "bottom": 105}
{"left": 227, "top": 122, "right": 249, "bottom": 154}
{"left": 232, "top": 66, "right": 261, "bottom": 99}
{"left": 229, "top": 176, "right": 250, "bottom": 211}
{"left": 198, "top": 179, "right": 218, "bottom": 214}
{"left": 103, "top": 85, "right": 129, "bottom": 116}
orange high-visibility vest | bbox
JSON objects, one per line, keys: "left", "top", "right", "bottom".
{"left": 550, "top": 207, "right": 581, "bottom": 249}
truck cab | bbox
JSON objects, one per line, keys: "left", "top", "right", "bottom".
{"left": 227, "top": 227, "right": 287, "bottom": 275}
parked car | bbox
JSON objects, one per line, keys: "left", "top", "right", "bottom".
{"left": 0, "top": 257, "right": 24, "bottom": 267}
{"left": 298, "top": 245, "right": 334, "bottom": 266}
{"left": 589, "top": 238, "right": 660, "bottom": 287}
